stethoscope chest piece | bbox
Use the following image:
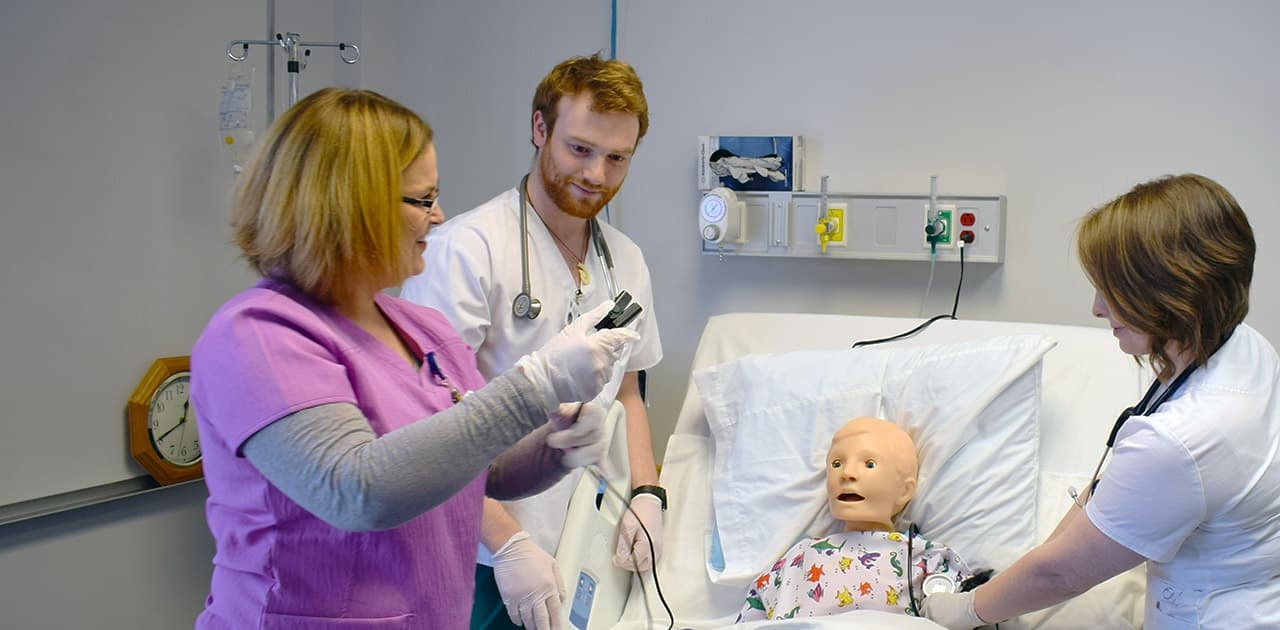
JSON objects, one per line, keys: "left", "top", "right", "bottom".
{"left": 512, "top": 291, "right": 541, "bottom": 320}
{"left": 923, "top": 573, "right": 958, "bottom": 595}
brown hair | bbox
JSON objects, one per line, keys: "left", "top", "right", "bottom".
{"left": 531, "top": 53, "right": 648, "bottom": 147}
{"left": 231, "top": 88, "right": 432, "bottom": 303}
{"left": 1077, "top": 173, "right": 1254, "bottom": 379}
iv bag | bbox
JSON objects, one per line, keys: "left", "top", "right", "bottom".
{"left": 218, "top": 63, "right": 255, "bottom": 173}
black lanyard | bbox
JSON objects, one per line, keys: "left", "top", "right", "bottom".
{"left": 1084, "top": 331, "right": 1233, "bottom": 502}
{"left": 1105, "top": 362, "right": 1199, "bottom": 448}
{"left": 1085, "top": 364, "right": 1199, "bottom": 499}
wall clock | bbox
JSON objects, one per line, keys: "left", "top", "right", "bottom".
{"left": 127, "top": 356, "right": 202, "bottom": 485}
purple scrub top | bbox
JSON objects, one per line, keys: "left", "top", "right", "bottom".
{"left": 192, "top": 278, "right": 489, "bottom": 629}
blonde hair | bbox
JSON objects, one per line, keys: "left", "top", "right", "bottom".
{"left": 1077, "top": 173, "right": 1254, "bottom": 379}
{"left": 531, "top": 53, "right": 648, "bottom": 147}
{"left": 231, "top": 87, "right": 433, "bottom": 303}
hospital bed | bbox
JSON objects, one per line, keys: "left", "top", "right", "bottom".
{"left": 557, "top": 312, "right": 1151, "bottom": 629}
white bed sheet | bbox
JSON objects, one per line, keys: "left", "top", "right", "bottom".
{"left": 562, "top": 313, "right": 1150, "bottom": 630}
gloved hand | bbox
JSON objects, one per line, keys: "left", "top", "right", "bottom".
{"left": 492, "top": 530, "right": 565, "bottom": 630}
{"left": 612, "top": 493, "right": 664, "bottom": 572}
{"left": 546, "top": 402, "right": 608, "bottom": 469}
{"left": 516, "top": 300, "right": 639, "bottom": 412}
{"left": 921, "top": 590, "right": 987, "bottom": 630}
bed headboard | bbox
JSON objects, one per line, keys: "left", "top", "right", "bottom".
{"left": 672, "top": 313, "right": 1150, "bottom": 479}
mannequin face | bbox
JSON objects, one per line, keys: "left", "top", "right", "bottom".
{"left": 825, "top": 418, "right": 917, "bottom": 532}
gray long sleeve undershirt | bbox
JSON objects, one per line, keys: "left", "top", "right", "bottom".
{"left": 241, "top": 369, "right": 568, "bottom": 531}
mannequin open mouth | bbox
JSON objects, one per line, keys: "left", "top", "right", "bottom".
{"left": 838, "top": 493, "right": 865, "bottom": 503}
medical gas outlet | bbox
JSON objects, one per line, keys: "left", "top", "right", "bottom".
{"left": 814, "top": 203, "right": 847, "bottom": 253}
{"left": 923, "top": 205, "right": 955, "bottom": 249}
{"left": 700, "top": 187, "right": 746, "bottom": 244}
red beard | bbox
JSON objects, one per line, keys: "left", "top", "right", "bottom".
{"left": 536, "top": 147, "right": 621, "bottom": 220}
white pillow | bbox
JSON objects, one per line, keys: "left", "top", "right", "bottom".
{"left": 694, "top": 334, "right": 1055, "bottom": 586}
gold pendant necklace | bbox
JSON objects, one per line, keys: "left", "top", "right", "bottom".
{"left": 527, "top": 196, "right": 590, "bottom": 289}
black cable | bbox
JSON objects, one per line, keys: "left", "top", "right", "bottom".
{"left": 630, "top": 509, "right": 674, "bottom": 630}
{"left": 906, "top": 522, "right": 920, "bottom": 616}
{"left": 589, "top": 467, "right": 674, "bottom": 629}
{"left": 852, "top": 242, "right": 967, "bottom": 349}
{"left": 852, "top": 314, "right": 954, "bottom": 349}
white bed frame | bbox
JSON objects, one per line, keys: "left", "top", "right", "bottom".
{"left": 557, "top": 313, "right": 1152, "bottom": 629}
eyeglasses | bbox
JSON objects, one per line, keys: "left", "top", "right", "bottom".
{"left": 401, "top": 193, "right": 438, "bottom": 209}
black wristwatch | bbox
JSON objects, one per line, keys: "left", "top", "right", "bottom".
{"left": 631, "top": 485, "right": 668, "bottom": 511}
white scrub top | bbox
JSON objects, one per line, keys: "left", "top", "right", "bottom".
{"left": 1086, "top": 323, "right": 1280, "bottom": 629}
{"left": 400, "top": 186, "right": 663, "bottom": 558}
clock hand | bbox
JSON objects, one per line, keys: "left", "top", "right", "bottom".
{"left": 157, "top": 415, "right": 186, "bottom": 442}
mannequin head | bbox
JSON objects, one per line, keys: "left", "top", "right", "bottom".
{"left": 826, "top": 417, "right": 918, "bottom": 532}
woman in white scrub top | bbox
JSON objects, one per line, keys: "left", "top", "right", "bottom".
{"left": 924, "top": 173, "right": 1280, "bottom": 629}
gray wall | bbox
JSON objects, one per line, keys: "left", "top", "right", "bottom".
{"left": 0, "top": 1, "right": 345, "bottom": 627}
{"left": 2, "top": 1, "right": 1277, "bottom": 627}
{"left": 365, "top": 0, "right": 1280, "bottom": 456}
{"left": 619, "top": 0, "right": 1280, "bottom": 448}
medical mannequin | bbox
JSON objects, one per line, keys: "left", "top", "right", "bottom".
{"left": 924, "top": 174, "right": 1280, "bottom": 630}
{"left": 400, "top": 54, "right": 664, "bottom": 630}
{"left": 736, "top": 417, "right": 969, "bottom": 622}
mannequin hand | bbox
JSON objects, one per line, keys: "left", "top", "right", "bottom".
{"left": 921, "top": 590, "right": 986, "bottom": 630}
{"left": 492, "top": 531, "right": 565, "bottom": 630}
{"left": 516, "top": 301, "right": 639, "bottom": 411}
{"left": 546, "top": 402, "right": 608, "bottom": 469}
{"left": 613, "top": 493, "right": 664, "bottom": 572}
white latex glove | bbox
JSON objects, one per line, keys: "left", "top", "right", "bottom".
{"left": 612, "top": 493, "right": 664, "bottom": 572}
{"left": 491, "top": 530, "right": 565, "bottom": 630}
{"left": 546, "top": 402, "right": 608, "bottom": 469}
{"left": 921, "top": 590, "right": 987, "bottom": 630}
{"left": 516, "top": 301, "right": 639, "bottom": 412}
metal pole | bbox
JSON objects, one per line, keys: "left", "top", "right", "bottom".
{"left": 266, "top": 0, "right": 276, "bottom": 122}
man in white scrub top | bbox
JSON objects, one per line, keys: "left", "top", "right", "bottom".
{"left": 400, "top": 53, "right": 664, "bottom": 630}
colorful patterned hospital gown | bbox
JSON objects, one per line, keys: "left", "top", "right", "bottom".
{"left": 735, "top": 529, "right": 970, "bottom": 622}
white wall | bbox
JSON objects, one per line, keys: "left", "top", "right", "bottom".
{"left": 2, "top": 1, "right": 1277, "bottom": 626}
{"left": 0, "top": 1, "right": 346, "bottom": 626}
{"left": 363, "top": 1, "right": 1280, "bottom": 457}
{"left": 357, "top": 0, "right": 612, "bottom": 215}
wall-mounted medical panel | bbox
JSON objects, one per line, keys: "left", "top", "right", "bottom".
{"left": 698, "top": 191, "right": 1006, "bottom": 264}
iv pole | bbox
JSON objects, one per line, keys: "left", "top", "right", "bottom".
{"left": 226, "top": 32, "right": 360, "bottom": 110}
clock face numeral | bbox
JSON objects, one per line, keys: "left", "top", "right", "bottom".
{"left": 148, "top": 373, "right": 201, "bottom": 466}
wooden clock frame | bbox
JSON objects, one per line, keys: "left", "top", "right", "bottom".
{"left": 127, "top": 355, "right": 203, "bottom": 485}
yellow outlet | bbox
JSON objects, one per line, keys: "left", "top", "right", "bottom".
{"left": 814, "top": 204, "right": 847, "bottom": 253}
{"left": 827, "top": 207, "right": 845, "bottom": 243}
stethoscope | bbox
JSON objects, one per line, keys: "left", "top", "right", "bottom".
{"left": 512, "top": 173, "right": 620, "bottom": 321}
{"left": 1077, "top": 363, "right": 1198, "bottom": 504}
